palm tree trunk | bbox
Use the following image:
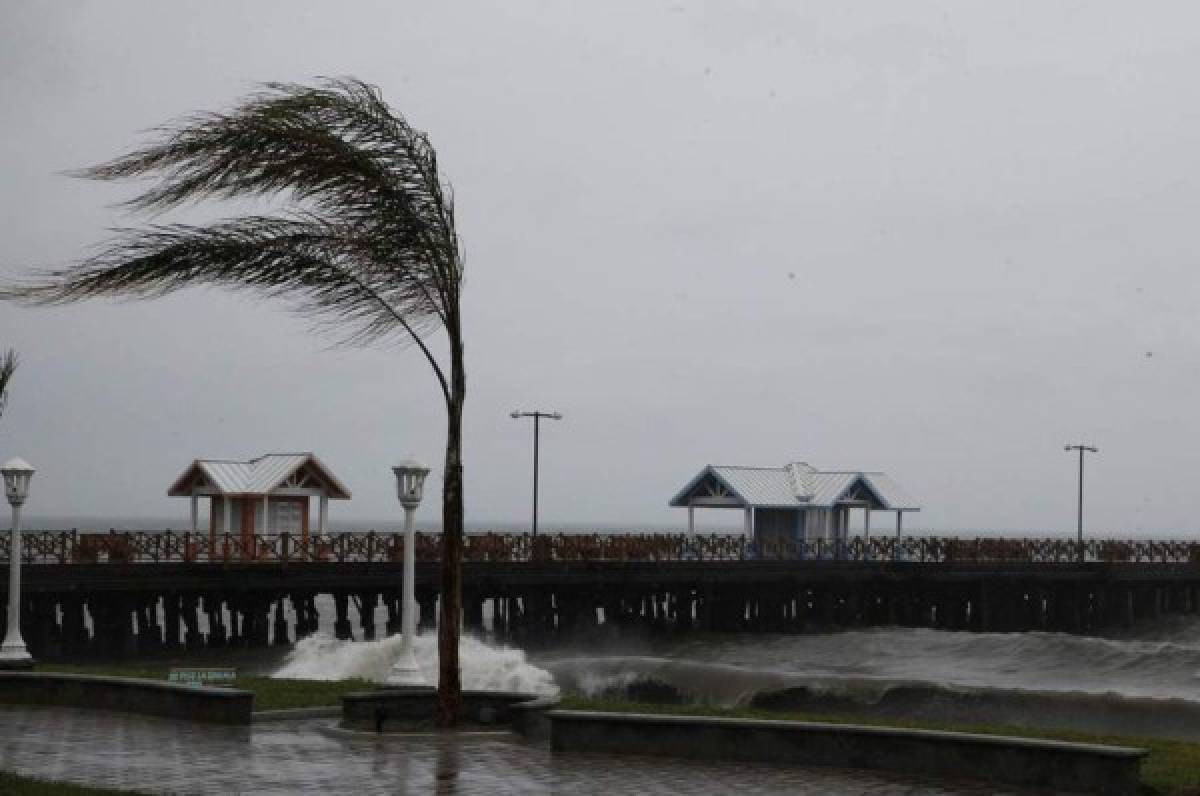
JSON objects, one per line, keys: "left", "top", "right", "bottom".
{"left": 436, "top": 333, "right": 465, "bottom": 726}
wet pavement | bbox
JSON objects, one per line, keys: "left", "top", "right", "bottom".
{"left": 0, "top": 705, "right": 1022, "bottom": 795}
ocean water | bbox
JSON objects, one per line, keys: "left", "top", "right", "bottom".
{"left": 272, "top": 614, "right": 1200, "bottom": 742}
{"left": 541, "top": 620, "right": 1200, "bottom": 701}
{"left": 536, "top": 620, "right": 1200, "bottom": 735}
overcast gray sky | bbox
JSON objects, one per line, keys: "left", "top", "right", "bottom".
{"left": 2, "top": 1, "right": 1199, "bottom": 534}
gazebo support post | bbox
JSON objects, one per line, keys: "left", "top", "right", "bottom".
{"left": 687, "top": 505, "right": 695, "bottom": 537}
{"left": 190, "top": 496, "right": 198, "bottom": 533}
{"left": 896, "top": 511, "right": 903, "bottom": 539}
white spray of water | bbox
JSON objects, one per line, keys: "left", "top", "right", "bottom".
{"left": 272, "top": 632, "right": 559, "bottom": 696}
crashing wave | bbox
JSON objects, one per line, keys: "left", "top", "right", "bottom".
{"left": 272, "top": 632, "right": 559, "bottom": 696}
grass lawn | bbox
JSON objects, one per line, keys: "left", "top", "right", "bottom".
{"left": 559, "top": 695, "right": 1200, "bottom": 796}
{"left": 34, "top": 663, "right": 372, "bottom": 712}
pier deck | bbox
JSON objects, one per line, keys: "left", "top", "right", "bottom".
{"left": 2, "top": 531, "right": 1198, "bottom": 659}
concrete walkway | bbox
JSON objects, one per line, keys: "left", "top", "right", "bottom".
{"left": 0, "top": 705, "right": 1020, "bottom": 795}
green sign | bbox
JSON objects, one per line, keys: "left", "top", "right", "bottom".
{"left": 167, "top": 667, "right": 237, "bottom": 685}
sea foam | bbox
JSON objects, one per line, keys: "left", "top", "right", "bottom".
{"left": 272, "top": 631, "right": 559, "bottom": 696}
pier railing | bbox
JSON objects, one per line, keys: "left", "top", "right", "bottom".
{"left": 1, "top": 530, "right": 1198, "bottom": 565}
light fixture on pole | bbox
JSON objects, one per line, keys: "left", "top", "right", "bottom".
{"left": 1064, "top": 444, "right": 1098, "bottom": 557}
{"left": 510, "top": 410, "right": 562, "bottom": 537}
{"left": 386, "top": 458, "right": 430, "bottom": 686}
{"left": 0, "top": 458, "right": 34, "bottom": 668}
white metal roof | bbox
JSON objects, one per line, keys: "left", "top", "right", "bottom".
{"left": 669, "top": 461, "right": 919, "bottom": 511}
{"left": 711, "top": 466, "right": 798, "bottom": 507}
{"left": 860, "top": 472, "right": 918, "bottom": 512}
{"left": 167, "top": 453, "right": 352, "bottom": 499}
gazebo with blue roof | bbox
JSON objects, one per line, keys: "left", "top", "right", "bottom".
{"left": 669, "top": 461, "right": 919, "bottom": 545}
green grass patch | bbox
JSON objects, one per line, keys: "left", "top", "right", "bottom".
{"left": 34, "top": 663, "right": 372, "bottom": 711}
{"left": 235, "top": 675, "right": 373, "bottom": 711}
{"left": 0, "top": 771, "right": 147, "bottom": 795}
{"left": 560, "top": 696, "right": 1200, "bottom": 795}
{"left": 36, "top": 663, "right": 167, "bottom": 681}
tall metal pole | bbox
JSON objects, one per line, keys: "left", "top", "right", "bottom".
{"left": 533, "top": 414, "right": 540, "bottom": 537}
{"left": 1077, "top": 447, "right": 1084, "bottom": 544}
{"left": 511, "top": 410, "right": 562, "bottom": 537}
{"left": 1064, "top": 444, "right": 1098, "bottom": 559}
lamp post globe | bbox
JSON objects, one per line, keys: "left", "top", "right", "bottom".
{"left": 387, "top": 458, "right": 430, "bottom": 686}
{"left": 2, "top": 458, "right": 33, "bottom": 507}
{"left": 393, "top": 458, "right": 431, "bottom": 510}
{"left": 0, "top": 458, "right": 35, "bottom": 668}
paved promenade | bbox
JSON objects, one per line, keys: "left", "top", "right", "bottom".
{"left": 0, "top": 705, "right": 1018, "bottom": 795}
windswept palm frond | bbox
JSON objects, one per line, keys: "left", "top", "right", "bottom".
{"left": 79, "top": 79, "right": 452, "bottom": 233}
{"left": 0, "top": 77, "right": 462, "bottom": 400}
{"left": 0, "top": 78, "right": 471, "bottom": 724}
{"left": 0, "top": 349, "right": 16, "bottom": 422}
{"left": 12, "top": 77, "right": 460, "bottom": 308}
{"left": 2, "top": 215, "right": 450, "bottom": 396}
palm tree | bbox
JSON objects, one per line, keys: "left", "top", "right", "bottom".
{"left": 0, "top": 350, "right": 17, "bottom": 423}
{"left": 0, "top": 79, "right": 467, "bottom": 725}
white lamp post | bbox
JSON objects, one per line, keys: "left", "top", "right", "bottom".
{"left": 387, "top": 458, "right": 430, "bottom": 686}
{"left": 0, "top": 458, "right": 34, "bottom": 668}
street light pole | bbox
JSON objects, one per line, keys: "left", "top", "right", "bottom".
{"left": 510, "top": 410, "right": 562, "bottom": 537}
{"left": 1064, "top": 444, "right": 1098, "bottom": 555}
{"left": 387, "top": 458, "right": 430, "bottom": 686}
{"left": 0, "top": 458, "right": 35, "bottom": 668}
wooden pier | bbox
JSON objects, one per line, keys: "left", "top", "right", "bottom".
{"left": 2, "top": 531, "right": 1199, "bottom": 660}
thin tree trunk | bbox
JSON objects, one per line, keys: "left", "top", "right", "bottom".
{"left": 436, "top": 334, "right": 465, "bottom": 726}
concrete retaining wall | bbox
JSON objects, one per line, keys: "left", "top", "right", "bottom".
{"left": 342, "top": 687, "right": 542, "bottom": 731}
{"left": 253, "top": 706, "right": 341, "bottom": 722}
{"left": 508, "top": 695, "right": 560, "bottom": 741}
{"left": 548, "top": 710, "right": 1147, "bottom": 796}
{"left": 0, "top": 672, "right": 253, "bottom": 725}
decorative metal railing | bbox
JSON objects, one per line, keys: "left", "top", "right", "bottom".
{"left": 0, "top": 530, "right": 1197, "bottom": 565}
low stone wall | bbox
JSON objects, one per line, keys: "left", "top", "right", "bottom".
{"left": 252, "top": 706, "right": 341, "bottom": 722}
{"left": 508, "top": 694, "right": 561, "bottom": 741}
{"left": 0, "top": 672, "right": 253, "bottom": 724}
{"left": 547, "top": 710, "right": 1147, "bottom": 796}
{"left": 750, "top": 683, "right": 1200, "bottom": 743}
{"left": 342, "top": 687, "right": 544, "bottom": 731}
